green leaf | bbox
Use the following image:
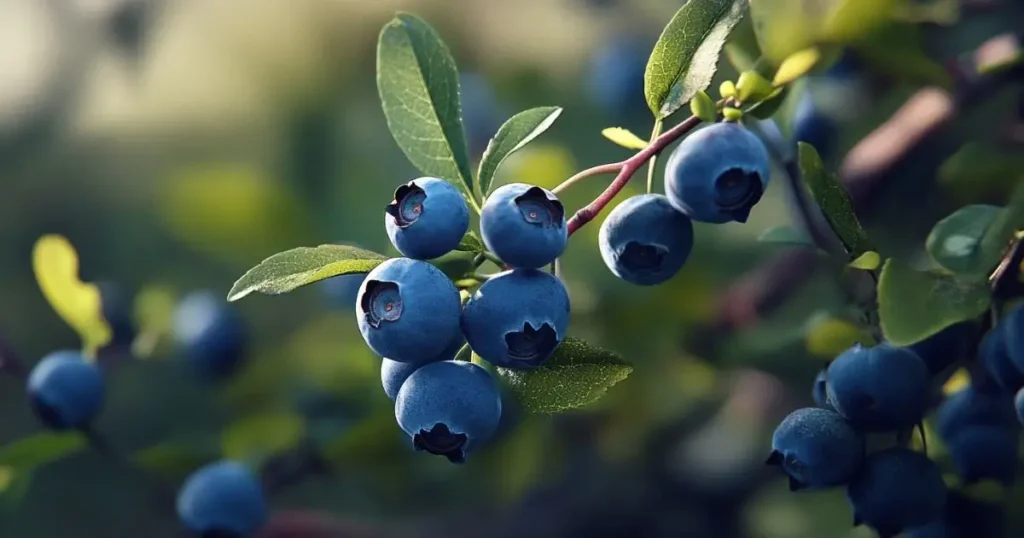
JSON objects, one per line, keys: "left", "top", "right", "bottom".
{"left": 0, "top": 432, "right": 85, "bottom": 469}
{"left": 772, "top": 47, "right": 821, "bottom": 86}
{"left": 644, "top": 0, "right": 748, "bottom": 119}
{"left": 925, "top": 205, "right": 1001, "bottom": 275}
{"left": 478, "top": 107, "right": 562, "bottom": 195}
{"left": 978, "top": 184, "right": 1024, "bottom": 273}
{"left": 455, "top": 231, "right": 486, "bottom": 253}
{"left": 736, "top": 70, "right": 774, "bottom": 103}
{"left": 690, "top": 91, "right": 718, "bottom": 122}
{"left": 377, "top": 13, "right": 475, "bottom": 196}
{"left": 497, "top": 337, "right": 633, "bottom": 414}
{"left": 747, "top": 86, "right": 789, "bottom": 119}
{"left": 723, "top": 107, "right": 743, "bottom": 121}
{"left": 600, "top": 127, "right": 649, "bottom": 150}
{"left": 757, "top": 225, "right": 816, "bottom": 248}
{"left": 877, "top": 259, "right": 991, "bottom": 346}
{"left": 851, "top": 23, "right": 951, "bottom": 88}
{"left": 804, "top": 313, "right": 875, "bottom": 358}
{"left": 0, "top": 467, "right": 33, "bottom": 512}
{"left": 798, "top": 142, "right": 872, "bottom": 257}
{"left": 133, "top": 442, "right": 217, "bottom": 481}
{"left": 228, "top": 244, "right": 387, "bottom": 301}
{"left": 221, "top": 411, "right": 306, "bottom": 466}
{"left": 719, "top": 80, "right": 737, "bottom": 99}
{"left": 848, "top": 251, "right": 881, "bottom": 270}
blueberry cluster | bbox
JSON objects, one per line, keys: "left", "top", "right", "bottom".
{"left": 362, "top": 177, "right": 570, "bottom": 463}
{"left": 770, "top": 309, "right": 1024, "bottom": 538}
{"left": 599, "top": 122, "right": 771, "bottom": 286}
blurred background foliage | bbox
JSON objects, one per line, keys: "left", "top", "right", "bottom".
{"left": 0, "top": 0, "right": 1022, "bottom": 537}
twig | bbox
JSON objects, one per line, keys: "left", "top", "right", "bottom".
{"left": 551, "top": 162, "right": 623, "bottom": 195}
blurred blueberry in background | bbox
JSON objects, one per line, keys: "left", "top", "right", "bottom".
{"left": 460, "top": 72, "right": 503, "bottom": 158}
{"left": 586, "top": 36, "right": 650, "bottom": 119}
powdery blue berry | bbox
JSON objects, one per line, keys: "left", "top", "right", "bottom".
{"left": 357, "top": 258, "right": 461, "bottom": 365}
{"left": 381, "top": 333, "right": 465, "bottom": 401}
{"left": 766, "top": 407, "right": 864, "bottom": 490}
{"left": 173, "top": 290, "right": 247, "bottom": 380}
{"left": 460, "top": 269, "right": 570, "bottom": 369}
{"left": 945, "top": 426, "right": 1019, "bottom": 485}
{"left": 598, "top": 194, "right": 694, "bottom": 286}
{"left": 480, "top": 183, "right": 567, "bottom": 269}
{"left": 27, "top": 350, "right": 104, "bottom": 430}
{"left": 826, "top": 343, "right": 930, "bottom": 432}
{"left": 385, "top": 177, "right": 469, "bottom": 260}
{"left": 395, "top": 360, "right": 502, "bottom": 463}
{"left": 847, "top": 447, "right": 947, "bottom": 538}
{"left": 663, "top": 122, "right": 771, "bottom": 224}
{"left": 936, "top": 386, "right": 1018, "bottom": 440}
{"left": 979, "top": 327, "right": 1024, "bottom": 392}
{"left": 176, "top": 460, "right": 267, "bottom": 537}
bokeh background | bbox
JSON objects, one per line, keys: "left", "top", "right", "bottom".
{"left": 0, "top": 0, "right": 1023, "bottom": 537}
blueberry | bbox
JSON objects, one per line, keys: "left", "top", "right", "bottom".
{"left": 935, "top": 386, "right": 1018, "bottom": 440}
{"left": 27, "top": 350, "right": 104, "bottom": 430}
{"left": 979, "top": 327, "right": 1024, "bottom": 392}
{"left": 663, "top": 122, "right": 771, "bottom": 224}
{"left": 395, "top": 360, "right": 503, "bottom": 463}
{"left": 812, "top": 366, "right": 830, "bottom": 408}
{"left": 97, "top": 281, "right": 136, "bottom": 351}
{"left": 385, "top": 177, "right": 470, "bottom": 260}
{"left": 459, "top": 73, "right": 502, "bottom": 157}
{"left": 1000, "top": 303, "right": 1024, "bottom": 373}
{"left": 945, "top": 426, "right": 1019, "bottom": 485}
{"left": 909, "top": 322, "right": 975, "bottom": 376}
{"left": 381, "top": 333, "right": 465, "bottom": 401}
{"left": 480, "top": 183, "right": 567, "bottom": 269}
{"left": 585, "top": 37, "right": 648, "bottom": 117}
{"left": 598, "top": 194, "right": 694, "bottom": 286}
{"left": 905, "top": 490, "right": 1006, "bottom": 538}
{"left": 173, "top": 290, "right": 247, "bottom": 380}
{"left": 460, "top": 269, "right": 570, "bottom": 369}
{"left": 792, "top": 89, "right": 837, "bottom": 157}
{"left": 176, "top": 460, "right": 267, "bottom": 537}
{"left": 1016, "top": 388, "right": 1024, "bottom": 425}
{"left": 847, "top": 447, "right": 947, "bottom": 538}
{"left": 766, "top": 407, "right": 864, "bottom": 490}
{"left": 320, "top": 273, "right": 367, "bottom": 310}
{"left": 357, "top": 258, "right": 461, "bottom": 364}
{"left": 826, "top": 343, "right": 930, "bottom": 432}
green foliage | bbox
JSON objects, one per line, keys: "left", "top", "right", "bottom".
{"left": 497, "top": 338, "right": 633, "bottom": 414}
{"left": 221, "top": 411, "right": 307, "bottom": 466}
{"left": 455, "top": 231, "right": 486, "bottom": 253}
{"left": 757, "top": 225, "right": 817, "bottom": 249}
{"left": 877, "top": 259, "right": 991, "bottom": 346}
{"left": 478, "top": 107, "right": 563, "bottom": 196}
{"left": 601, "top": 127, "right": 649, "bottom": 150}
{"left": 644, "top": 0, "right": 747, "bottom": 119}
{"left": 798, "top": 143, "right": 872, "bottom": 258}
{"left": 689, "top": 91, "right": 718, "bottom": 123}
{"left": 227, "top": 244, "right": 388, "bottom": 301}
{"left": 133, "top": 442, "right": 217, "bottom": 481}
{"left": 848, "top": 251, "right": 881, "bottom": 271}
{"left": 926, "top": 205, "right": 1001, "bottom": 276}
{"left": 746, "top": 86, "right": 788, "bottom": 119}
{"left": 0, "top": 432, "right": 86, "bottom": 469}
{"left": 376, "top": 13, "right": 476, "bottom": 199}
{"left": 772, "top": 48, "right": 821, "bottom": 86}
{"left": 735, "top": 70, "right": 774, "bottom": 103}
{"left": 978, "top": 184, "right": 1024, "bottom": 274}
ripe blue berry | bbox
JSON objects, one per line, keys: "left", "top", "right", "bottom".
{"left": 663, "top": 122, "right": 771, "bottom": 224}
{"left": 395, "top": 360, "right": 502, "bottom": 463}
{"left": 979, "top": 327, "right": 1024, "bottom": 392}
{"left": 909, "top": 322, "right": 975, "bottom": 376}
{"left": 1000, "top": 303, "right": 1024, "bottom": 372}
{"left": 321, "top": 272, "right": 367, "bottom": 310}
{"left": 173, "top": 290, "right": 248, "bottom": 380}
{"left": 480, "top": 183, "right": 567, "bottom": 269}
{"left": 767, "top": 407, "right": 864, "bottom": 490}
{"left": 847, "top": 447, "right": 947, "bottom": 538}
{"left": 27, "top": 350, "right": 104, "bottom": 430}
{"left": 945, "top": 426, "right": 1019, "bottom": 485}
{"left": 176, "top": 460, "right": 267, "bottom": 537}
{"left": 598, "top": 194, "right": 694, "bottom": 286}
{"left": 460, "top": 269, "right": 570, "bottom": 369}
{"left": 935, "top": 386, "right": 1018, "bottom": 440}
{"left": 460, "top": 73, "right": 502, "bottom": 157}
{"left": 826, "top": 343, "right": 930, "bottom": 432}
{"left": 381, "top": 333, "right": 465, "bottom": 401}
{"left": 905, "top": 490, "right": 1006, "bottom": 538}
{"left": 1016, "top": 388, "right": 1024, "bottom": 425}
{"left": 385, "top": 177, "right": 470, "bottom": 260}
{"left": 812, "top": 366, "right": 830, "bottom": 408}
{"left": 792, "top": 90, "right": 837, "bottom": 157}
{"left": 585, "top": 37, "right": 647, "bottom": 117}
{"left": 357, "top": 258, "right": 461, "bottom": 365}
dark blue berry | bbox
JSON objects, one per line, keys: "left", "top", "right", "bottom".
{"left": 945, "top": 426, "right": 1019, "bottom": 485}
{"left": 909, "top": 322, "right": 975, "bottom": 376}
{"left": 27, "top": 350, "right": 105, "bottom": 430}
{"left": 664, "top": 122, "right": 771, "bottom": 224}
{"left": 381, "top": 333, "right": 465, "bottom": 401}
{"left": 767, "top": 407, "right": 864, "bottom": 490}
{"left": 459, "top": 73, "right": 503, "bottom": 157}
{"left": 176, "top": 460, "right": 267, "bottom": 537}
{"left": 385, "top": 177, "right": 470, "bottom": 260}
{"left": 172, "top": 290, "right": 248, "bottom": 380}
{"left": 320, "top": 273, "right": 367, "bottom": 310}
{"left": 847, "top": 447, "right": 947, "bottom": 538}
{"left": 979, "top": 327, "right": 1024, "bottom": 393}
{"left": 905, "top": 490, "right": 1006, "bottom": 538}
{"left": 1000, "top": 303, "right": 1024, "bottom": 373}
{"left": 935, "top": 386, "right": 1018, "bottom": 440}
{"left": 826, "top": 343, "right": 931, "bottom": 432}
{"left": 812, "top": 366, "right": 831, "bottom": 408}
{"left": 585, "top": 37, "right": 648, "bottom": 117}
{"left": 792, "top": 89, "right": 837, "bottom": 157}
{"left": 480, "top": 183, "right": 567, "bottom": 269}
{"left": 598, "top": 194, "right": 694, "bottom": 286}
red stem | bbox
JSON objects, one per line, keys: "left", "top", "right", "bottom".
{"left": 566, "top": 114, "right": 703, "bottom": 236}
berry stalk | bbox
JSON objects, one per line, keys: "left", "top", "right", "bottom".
{"left": 567, "top": 114, "right": 703, "bottom": 236}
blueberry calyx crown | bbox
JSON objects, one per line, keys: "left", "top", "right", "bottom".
{"left": 413, "top": 422, "right": 468, "bottom": 463}
{"left": 620, "top": 241, "right": 668, "bottom": 271}
{"left": 385, "top": 182, "right": 427, "bottom": 228}
{"left": 504, "top": 321, "right": 559, "bottom": 365}
{"left": 513, "top": 187, "right": 565, "bottom": 228}
{"left": 764, "top": 449, "right": 806, "bottom": 491}
{"left": 360, "top": 281, "right": 403, "bottom": 328}
{"left": 714, "top": 168, "right": 764, "bottom": 223}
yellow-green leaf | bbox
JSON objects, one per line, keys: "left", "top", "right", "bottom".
{"left": 719, "top": 80, "right": 737, "bottom": 99}
{"left": 849, "top": 251, "right": 881, "bottom": 271}
{"left": 942, "top": 368, "right": 971, "bottom": 396}
{"left": 131, "top": 285, "right": 178, "bottom": 359}
{"left": 723, "top": 107, "right": 743, "bottom": 121}
{"left": 804, "top": 314, "right": 875, "bottom": 358}
{"left": 0, "top": 432, "right": 86, "bottom": 469}
{"left": 600, "top": 127, "right": 648, "bottom": 150}
{"left": 221, "top": 411, "right": 306, "bottom": 465}
{"left": 773, "top": 47, "right": 822, "bottom": 86}
{"left": 736, "top": 71, "right": 774, "bottom": 103}
{"left": 690, "top": 90, "right": 718, "bottom": 122}
{"left": 228, "top": 244, "right": 388, "bottom": 302}
{"left": 32, "top": 235, "right": 112, "bottom": 360}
